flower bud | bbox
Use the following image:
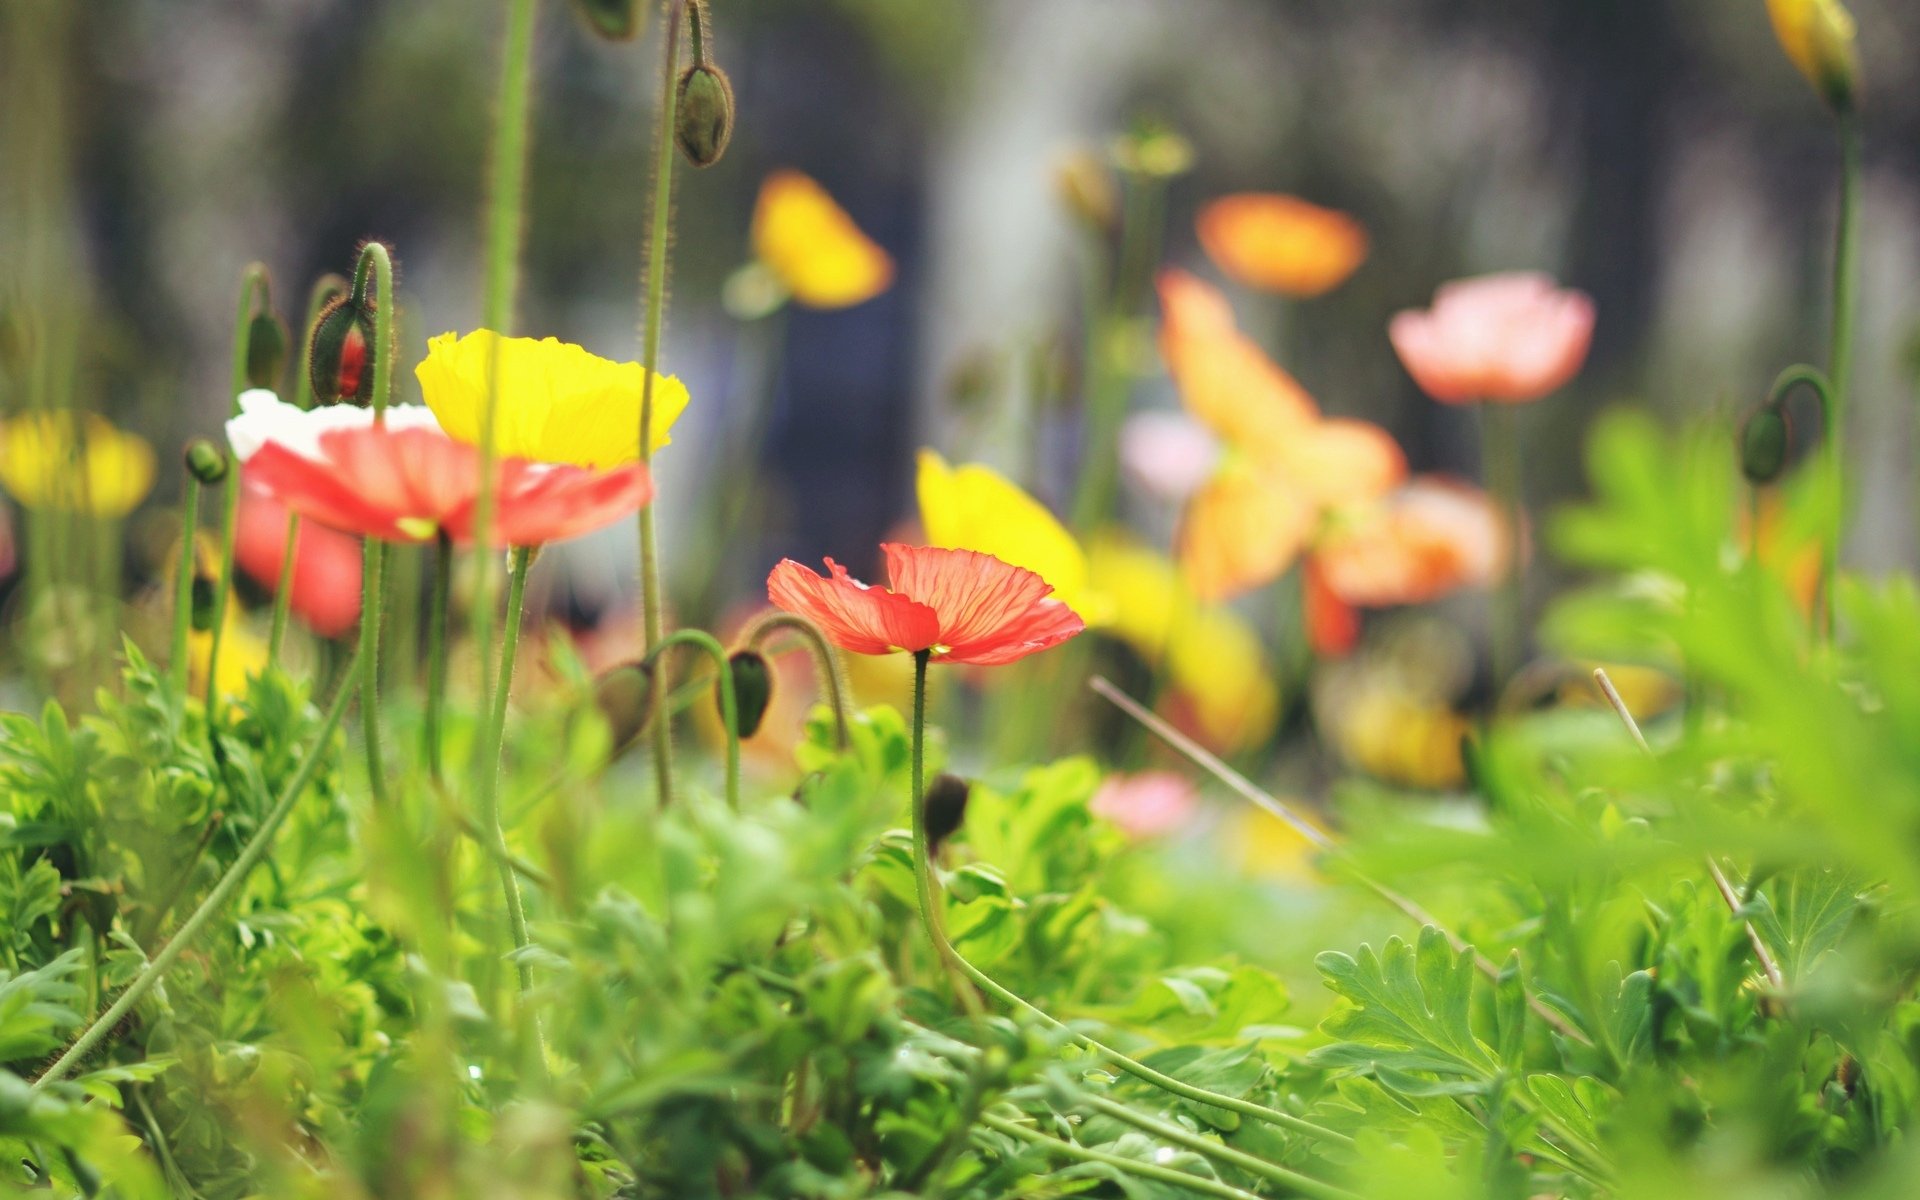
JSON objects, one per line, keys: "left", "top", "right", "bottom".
{"left": 569, "top": 0, "right": 644, "bottom": 41}
{"left": 723, "top": 649, "right": 772, "bottom": 738}
{"left": 594, "top": 662, "right": 654, "bottom": 756}
{"left": 674, "top": 63, "right": 735, "bottom": 169}
{"left": 1767, "top": 0, "right": 1859, "bottom": 113}
{"left": 1741, "top": 402, "right": 1791, "bottom": 486}
{"left": 190, "top": 574, "right": 218, "bottom": 633}
{"left": 307, "top": 294, "right": 375, "bottom": 406}
{"left": 922, "top": 773, "right": 970, "bottom": 857}
{"left": 245, "top": 310, "right": 290, "bottom": 391}
{"left": 184, "top": 439, "right": 229, "bottom": 486}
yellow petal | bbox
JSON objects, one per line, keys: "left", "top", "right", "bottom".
{"left": 0, "top": 412, "right": 155, "bottom": 518}
{"left": 752, "top": 170, "right": 894, "bottom": 309}
{"left": 1767, "top": 0, "right": 1859, "bottom": 110}
{"left": 414, "top": 330, "right": 690, "bottom": 468}
{"left": 189, "top": 609, "right": 269, "bottom": 701}
{"left": 916, "top": 449, "right": 1109, "bottom": 625}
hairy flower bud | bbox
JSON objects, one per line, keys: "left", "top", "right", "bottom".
{"left": 569, "top": 0, "right": 644, "bottom": 41}
{"left": 723, "top": 649, "right": 772, "bottom": 738}
{"left": 245, "top": 311, "right": 290, "bottom": 391}
{"left": 308, "top": 294, "right": 375, "bottom": 405}
{"left": 923, "top": 773, "right": 971, "bottom": 857}
{"left": 184, "top": 439, "right": 229, "bottom": 486}
{"left": 594, "top": 662, "right": 654, "bottom": 756}
{"left": 674, "top": 63, "right": 735, "bottom": 168}
{"left": 1741, "top": 403, "right": 1791, "bottom": 485}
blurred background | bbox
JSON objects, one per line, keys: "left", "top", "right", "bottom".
{"left": 3, "top": 0, "right": 1919, "bottom": 675}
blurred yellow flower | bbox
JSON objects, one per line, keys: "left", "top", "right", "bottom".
{"left": 1088, "top": 532, "right": 1278, "bottom": 752}
{"left": 415, "top": 330, "right": 689, "bottom": 469}
{"left": 1766, "top": 0, "right": 1858, "bottom": 111}
{"left": 752, "top": 170, "right": 893, "bottom": 309}
{"left": 915, "top": 449, "right": 1110, "bottom": 625}
{"left": 0, "top": 411, "right": 155, "bottom": 518}
{"left": 190, "top": 608, "right": 268, "bottom": 701}
{"left": 1225, "top": 804, "right": 1322, "bottom": 884}
{"left": 1328, "top": 687, "right": 1471, "bottom": 791}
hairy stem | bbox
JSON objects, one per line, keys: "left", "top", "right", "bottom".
{"left": 168, "top": 477, "right": 200, "bottom": 697}
{"left": 641, "top": 627, "right": 740, "bottom": 809}
{"left": 741, "top": 610, "right": 852, "bottom": 750}
{"left": 477, "top": 546, "right": 536, "bottom": 996}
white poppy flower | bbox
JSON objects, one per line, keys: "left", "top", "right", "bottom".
{"left": 225, "top": 389, "right": 443, "bottom": 463}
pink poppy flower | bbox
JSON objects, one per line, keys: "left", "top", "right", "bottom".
{"left": 1388, "top": 272, "right": 1594, "bottom": 404}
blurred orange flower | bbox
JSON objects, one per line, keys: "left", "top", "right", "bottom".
{"left": 1196, "top": 193, "right": 1368, "bottom": 297}
{"left": 1157, "top": 270, "right": 1405, "bottom": 601}
{"left": 752, "top": 170, "right": 894, "bottom": 310}
{"left": 1388, "top": 272, "right": 1594, "bottom": 405}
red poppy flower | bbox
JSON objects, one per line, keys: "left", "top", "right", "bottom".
{"left": 235, "top": 471, "right": 362, "bottom": 637}
{"left": 246, "top": 424, "right": 652, "bottom": 546}
{"left": 766, "top": 543, "right": 1084, "bottom": 666}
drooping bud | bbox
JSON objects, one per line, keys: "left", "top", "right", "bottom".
{"left": 568, "top": 0, "right": 644, "bottom": 41}
{"left": 1741, "top": 402, "right": 1791, "bottom": 486}
{"left": 1766, "top": 0, "right": 1860, "bottom": 114}
{"left": 674, "top": 63, "right": 736, "bottom": 168}
{"left": 723, "top": 649, "right": 772, "bottom": 738}
{"left": 184, "top": 439, "right": 229, "bottom": 486}
{"left": 245, "top": 310, "right": 290, "bottom": 391}
{"left": 923, "top": 773, "right": 971, "bottom": 857}
{"left": 308, "top": 294, "right": 375, "bottom": 405}
{"left": 594, "top": 662, "right": 654, "bottom": 756}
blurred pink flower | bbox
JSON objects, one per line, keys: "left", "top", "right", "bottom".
{"left": 1388, "top": 272, "right": 1594, "bottom": 404}
{"left": 1120, "top": 410, "right": 1221, "bottom": 503}
{"left": 235, "top": 471, "right": 362, "bottom": 637}
{"left": 1091, "top": 771, "right": 1199, "bottom": 840}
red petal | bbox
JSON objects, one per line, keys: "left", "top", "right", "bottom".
{"left": 766, "top": 556, "right": 941, "bottom": 656}
{"left": 235, "top": 473, "right": 362, "bottom": 637}
{"left": 881, "top": 544, "right": 1085, "bottom": 665}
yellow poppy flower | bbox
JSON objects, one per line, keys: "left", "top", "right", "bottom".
{"left": 752, "top": 170, "right": 893, "bottom": 309}
{"left": 915, "top": 449, "right": 1110, "bottom": 625}
{"left": 190, "top": 612, "right": 269, "bottom": 702}
{"left": 414, "top": 330, "right": 690, "bottom": 469}
{"left": 1088, "top": 532, "right": 1278, "bottom": 752}
{"left": 0, "top": 411, "right": 155, "bottom": 518}
{"left": 1767, "top": 0, "right": 1858, "bottom": 111}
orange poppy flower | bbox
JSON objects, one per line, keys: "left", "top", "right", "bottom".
{"left": 752, "top": 170, "right": 894, "bottom": 309}
{"left": 1158, "top": 270, "right": 1405, "bottom": 601}
{"left": 1196, "top": 193, "right": 1369, "bottom": 297}
{"left": 1389, "top": 272, "right": 1594, "bottom": 405}
{"left": 234, "top": 471, "right": 363, "bottom": 637}
{"left": 246, "top": 425, "right": 652, "bottom": 546}
{"left": 766, "top": 543, "right": 1084, "bottom": 666}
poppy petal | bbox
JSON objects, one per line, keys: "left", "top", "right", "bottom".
{"left": 767, "top": 557, "right": 941, "bottom": 655}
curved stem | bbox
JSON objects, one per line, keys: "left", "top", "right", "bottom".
{"left": 1765, "top": 365, "right": 1838, "bottom": 638}
{"left": 425, "top": 531, "right": 453, "bottom": 784}
{"left": 473, "top": 0, "right": 540, "bottom": 708}
{"left": 205, "top": 264, "right": 270, "bottom": 720}
{"left": 1078, "top": 1092, "right": 1356, "bottom": 1200}
{"left": 477, "top": 546, "right": 536, "bottom": 996}
{"left": 32, "top": 646, "right": 363, "bottom": 1090}
{"left": 639, "top": 0, "right": 686, "bottom": 806}
{"left": 740, "top": 611, "right": 852, "bottom": 750}
{"left": 641, "top": 627, "right": 740, "bottom": 809}
{"left": 168, "top": 476, "right": 200, "bottom": 697}
{"left": 978, "top": 1112, "right": 1268, "bottom": 1200}
{"left": 907, "top": 655, "right": 1350, "bottom": 1148}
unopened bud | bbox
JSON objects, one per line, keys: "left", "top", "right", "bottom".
{"left": 190, "top": 575, "right": 218, "bottom": 633}
{"left": 675, "top": 64, "right": 735, "bottom": 169}
{"left": 1767, "top": 0, "right": 1860, "bottom": 114}
{"left": 723, "top": 650, "right": 772, "bottom": 738}
{"left": 184, "top": 439, "right": 229, "bottom": 486}
{"left": 569, "top": 0, "right": 644, "bottom": 41}
{"left": 245, "top": 311, "right": 290, "bottom": 391}
{"left": 308, "top": 295, "right": 375, "bottom": 405}
{"left": 594, "top": 662, "right": 653, "bottom": 756}
{"left": 923, "top": 773, "right": 971, "bottom": 856}
{"left": 1741, "top": 403, "right": 1791, "bottom": 485}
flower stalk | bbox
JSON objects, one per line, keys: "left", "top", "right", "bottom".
{"left": 640, "top": 626, "right": 740, "bottom": 808}
{"left": 351, "top": 242, "right": 397, "bottom": 806}
{"left": 425, "top": 531, "right": 453, "bottom": 784}
{"left": 205, "top": 263, "right": 270, "bottom": 718}
{"left": 168, "top": 474, "right": 201, "bottom": 697}
{"left": 1479, "top": 400, "right": 1523, "bottom": 691}
{"left": 639, "top": 0, "right": 687, "bottom": 805}
{"left": 477, "top": 545, "right": 537, "bottom": 996}
{"left": 740, "top": 610, "right": 852, "bottom": 750}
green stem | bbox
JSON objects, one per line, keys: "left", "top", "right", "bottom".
{"left": 1069, "top": 172, "right": 1162, "bottom": 532}
{"left": 1479, "top": 400, "right": 1523, "bottom": 693}
{"left": 641, "top": 627, "right": 740, "bottom": 809}
{"left": 266, "top": 512, "right": 299, "bottom": 669}
{"left": 205, "top": 264, "right": 270, "bottom": 719}
{"left": 473, "top": 0, "right": 540, "bottom": 707}
{"left": 978, "top": 1113, "right": 1268, "bottom": 1200}
{"left": 426, "top": 531, "right": 453, "bottom": 784}
{"left": 639, "top": 0, "right": 685, "bottom": 805}
{"left": 1079, "top": 1092, "right": 1356, "bottom": 1200}
{"left": 168, "top": 477, "right": 200, "bottom": 696}
{"left": 348, "top": 243, "right": 398, "bottom": 806}
{"left": 32, "top": 647, "right": 362, "bottom": 1090}
{"left": 1825, "top": 114, "right": 1860, "bottom": 641}
{"left": 476, "top": 546, "right": 536, "bottom": 995}
{"left": 907, "top": 654, "right": 1350, "bottom": 1148}
{"left": 741, "top": 610, "right": 852, "bottom": 750}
